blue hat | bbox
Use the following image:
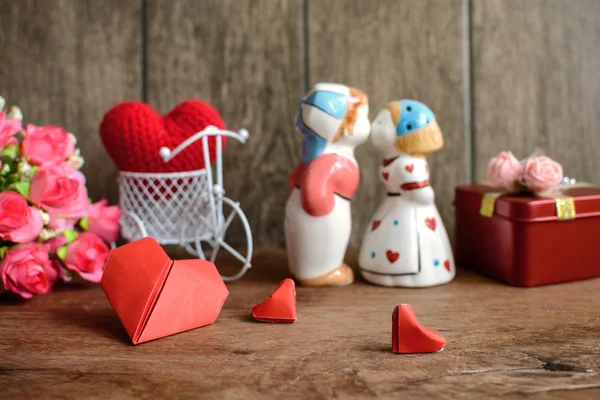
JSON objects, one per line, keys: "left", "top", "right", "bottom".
{"left": 395, "top": 100, "right": 435, "bottom": 137}
{"left": 296, "top": 84, "right": 351, "bottom": 163}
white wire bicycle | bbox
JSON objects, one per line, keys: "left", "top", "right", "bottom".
{"left": 117, "top": 125, "right": 253, "bottom": 281}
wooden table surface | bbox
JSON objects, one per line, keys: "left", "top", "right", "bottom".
{"left": 1, "top": 250, "right": 599, "bottom": 399}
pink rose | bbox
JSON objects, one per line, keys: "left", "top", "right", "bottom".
{"left": 0, "top": 191, "right": 43, "bottom": 243}
{"left": 48, "top": 216, "right": 78, "bottom": 231}
{"left": 43, "top": 235, "right": 67, "bottom": 253}
{"left": 0, "top": 244, "right": 58, "bottom": 299}
{"left": 42, "top": 237, "right": 71, "bottom": 282}
{"left": 523, "top": 156, "right": 563, "bottom": 194}
{"left": 486, "top": 151, "right": 524, "bottom": 190}
{"left": 87, "top": 200, "right": 120, "bottom": 243}
{"left": 28, "top": 162, "right": 90, "bottom": 219}
{"left": 63, "top": 232, "right": 109, "bottom": 283}
{"left": 0, "top": 111, "right": 22, "bottom": 148}
{"left": 22, "top": 124, "right": 75, "bottom": 166}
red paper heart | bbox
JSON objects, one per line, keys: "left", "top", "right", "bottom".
{"left": 101, "top": 238, "right": 229, "bottom": 345}
{"left": 425, "top": 218, "right": 436, "bottom": 231}
{"left": 392, "top": 304, "right": 445, "bottom": 354}
{"left": 386, "top": 250, "right": 399, "bottom": 263}
{"left": 252, "top": 278, "right": 297, "bottom": 323}
{"left": 371, "top": 220, "right": 381, "bottom": 231}
{"left": 444, "top": 260, "right": 451, "bottom": 272}
{"left": 382, "top": 172, "right": 389, "bottom": 181}
{"left": 405, "top": 164, "right": 414, "bottom": 173}
{"left": 100, "top": 100, "right": 226, "bottom": 173}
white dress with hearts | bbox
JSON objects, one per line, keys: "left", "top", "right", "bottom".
{"left": 358, "top": 154, "right": 455, "bottom": 287}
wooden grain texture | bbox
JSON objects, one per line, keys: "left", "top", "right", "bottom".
{"left": 307, "top": 0, "right": 466, "bottom": 247}
{"left": 0, "top": 0, "right": 141, "bottom": 205}
{"left": 472, "top": 0, "right": 600, "bottom": 182}
{"left": 1, "top": 250, "right": 599, "bottom": 399}
{"left": 146, "top": 0, "right": 303, "bottom": 249}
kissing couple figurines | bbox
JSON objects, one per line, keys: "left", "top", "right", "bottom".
{"left": 285, "top": 82, "right": 455, "bottom": 288}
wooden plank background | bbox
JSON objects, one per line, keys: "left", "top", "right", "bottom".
{"left": 0, "top": 0, "right": 141, "bottom": 206}
{"left": 0, "top": 0, "right": 598, "bottom": 250}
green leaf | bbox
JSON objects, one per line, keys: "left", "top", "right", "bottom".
{"left": 0, "top": 145, "right": 18, "bottom": 158}
{"left": 56, "top": 246, "right": 67, "bottom": 261}
{"left": 79, "top": 217, "right": 89, "bottom": 231}
{"left": 0, "top": 246, "right": 8, "bottom": 258}
{"left": 31, "top": 166, "right": 39, "bottom": 177}
{"left": 63, "top": 229, "right": 78, "bottom": 244}
{"left": 14, "top": 181, "right": 30, "bottom": 198}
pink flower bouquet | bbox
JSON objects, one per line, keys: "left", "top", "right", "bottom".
{"left": 486, "top": 150, "right": 564, "bottom": 195}
{"left": 0, "top": 97, "right": 120, "bottom": 299}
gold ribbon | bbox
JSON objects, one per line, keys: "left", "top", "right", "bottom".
{"left": 478, "top": 182, "right": 593, "bottom": 220}
{"left": 479, "top": 192, "right": 505, "bottom": 218}
{"left": 553, "top": 196, "right": 576, "bottom": 221}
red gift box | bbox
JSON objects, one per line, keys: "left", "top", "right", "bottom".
{"left": 454, "top": 184, "right": 600, "bottom": 287}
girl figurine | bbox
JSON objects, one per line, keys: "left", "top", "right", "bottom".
{"left": 285, "top": 83, "right": 370, "bottom": 286}
{"left": 358, "top": 100, "right": 455, "bottom": 287}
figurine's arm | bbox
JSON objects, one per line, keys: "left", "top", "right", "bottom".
{"left": 301, "top": 154, "right": 358, "bottom": 217}
{"left": 397, "top": 161, "right": 434, "bottom": 205}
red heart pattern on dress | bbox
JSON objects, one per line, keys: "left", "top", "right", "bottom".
{"left": 382, "top": 172, "right": 389, "bottom": 181}
{"left": 386, "top": 250, "right": 400, "bottom": 263}
{"left": 444, "top": 260, "right": 451, "bottom": 272}
{"left": 405, "top": 164, "right": 414, "bottom": 173}
{"left": 100, "top": 100, "right": 226, "bottom": 173}
{"left": 371, "top": 220, "right": 381, "bottom": 231}
{"left": 425, "top": 218, "right": 436, "bottom": 231}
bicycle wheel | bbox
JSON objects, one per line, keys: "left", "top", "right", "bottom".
{"left": 120, "top": 210, "right": 148, "bottom": 241}
{"left": 190, "top": 196, "right": 253, "bottom": 281}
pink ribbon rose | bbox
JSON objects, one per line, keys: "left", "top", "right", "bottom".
{"left": 0, "top": 244, "right": 59, "bottom": 299}
{"left": 22, "top": 124, "right": 75, "bottom": 166}
{"left": 87, "top": 200, "right": 120, "bottom": 243}
{"left": 63, "top": 232, "right": 109, "bottom": 283}
{"left": 0, "top": 191, "right": 43, "bottom": 243}
{"left": 486, "top": 151, "right": 524, "bottom": 190}
{"left": 522, "top": 156, "right": 563, "bottom": 194}
{"left": 28, "top": 162, "right": 90, "bottom": 219}
{"left": 0, "top": 110, "right": 22, "bottom": 148}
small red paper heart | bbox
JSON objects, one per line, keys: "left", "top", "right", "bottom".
{"left": 100, "top": 100, "right": 226, "bottom": 173}
{"left": 444, "top": 260, "right": 451, "bottom": 272}
{"left": 425, "top": 218, "right": 436, "bottom": 231}
{"left": 405, "top": 164, "right": 414, "bottom": 173}
{"left": 371, "top": 220, "right": 381, "bottom": 231}
{"left": 392, "top": 304, "right": 445, "bottom": 354}
{"left": 382, "top": 172, "right": 389, "bottom": 181}
{"left": 252, "top": 278, "right": 297, "bottom": 323}
{"left": 386, "top": 250, "right": 400, "bottom": 263}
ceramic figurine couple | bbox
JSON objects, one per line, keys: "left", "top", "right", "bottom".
{"left": 284, "top": 82, "right": 455, "bottom": 288}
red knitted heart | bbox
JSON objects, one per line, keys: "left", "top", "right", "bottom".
{"left": 100, "top": 100, "right": 226, "bottom": 173}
